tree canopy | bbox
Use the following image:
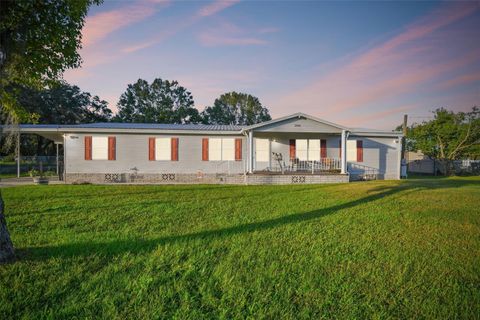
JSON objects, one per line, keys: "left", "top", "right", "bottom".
{"left": 14, "top": 82, "right": 113, "bottom": 124}
{"left": 407, "top": 107, "right": 480, "bottom": 161}
{"left": 201, "top": 92, "right": 271, "bottom": 125}
{"left": 114, "top": 78, "right": 201, "bottom": 124}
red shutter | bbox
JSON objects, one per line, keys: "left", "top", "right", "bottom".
{"left": 339, "top": 139, "right": 342, "bottom": 158}
{"left": 202, "top": 138, "right": 209, "bottom": 161}
{"left": 357, "top": 140, "right": 363, "bottom": 162}
{"left": 148, "top": 137, "right": 155, "bottom": 161}
{"left": 321, "top": 139, "right": 327, "bottom": 158}
{"left": 289, "top": 139, "right": 296, "bottom": 160}
{"left": 171, "top": 138, "right": 179, "bottom": 161}
{"left": 84, "top": 136, "right": 92, "bottom": 160}
{"left": 235, "top": 138, "right": 242, "bottom": 161}
{"left": 108, "top": 136, "right": 116, "bottom": 160}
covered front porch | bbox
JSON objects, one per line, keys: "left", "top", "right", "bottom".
{"left": 243, "top": 113, "right": 348, "bottom": 176}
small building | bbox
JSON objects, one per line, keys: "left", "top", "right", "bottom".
{"left": 9, "top": 113, "right": 403, "bottom": 184}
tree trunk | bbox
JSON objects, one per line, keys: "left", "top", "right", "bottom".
{"left": 0, "top": 191, "right": 15, "bottom": 263}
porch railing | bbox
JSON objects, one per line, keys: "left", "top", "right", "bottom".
{"left": 268, "top": 157, "right": 341, "bottom": 174}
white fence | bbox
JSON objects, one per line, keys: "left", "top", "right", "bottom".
{"left": 268, "top": 157, "right": 341, "bottom": 174}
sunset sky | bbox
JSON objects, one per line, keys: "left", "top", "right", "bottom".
{"left": 64, "top": 0, "right": 480, "bottom": 129}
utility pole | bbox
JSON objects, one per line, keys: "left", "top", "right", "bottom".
{"left": 402, "top": 114, "right": 408, "bottom": 159}
{"left": 401, "top": 114, "right": 408, "bottom": 178}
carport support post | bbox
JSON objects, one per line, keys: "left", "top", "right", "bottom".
{"left": 248, "top": 130, "right": 253, "bottom": 174}
{"left": 16, "top": 133, "right": 20, "bottom": 178}
{"left": 56, "top": 143, "right": 59, "bottom": 175}
{"left": 341, "top": 130, "right": 347, "bottom": 174}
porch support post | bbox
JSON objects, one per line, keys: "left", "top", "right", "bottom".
{"left": 16, "top": 133, "right": 20, "bottom": 178}
{"left": 56, "top": 143, "right": 59, "bottom": 175}
{"left": 248, "top": 130, "right": 253, "bottom": 174}
{"left": 341, "top": 130, "right": 347, "bottom": 174}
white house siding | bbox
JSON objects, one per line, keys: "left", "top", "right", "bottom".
{"left": 252, "top": 134, "right": 399, "bottom": 179}
{"left": 347, "top": 136, "right": 400, "bottom": 180}
{"left": 65, "top": 133, "right": 247, "bottom": 175}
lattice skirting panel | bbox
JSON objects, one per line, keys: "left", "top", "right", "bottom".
{"left": 65, "top": 173, "right": 350, "bottom": 185}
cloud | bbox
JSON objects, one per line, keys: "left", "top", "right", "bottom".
{"left": 342, "top": 105, "right": 416, "bottom": 127}
{"left": 274, "top": 2, "right": 480, "bottom": 121}
{"left": 437, "top": 71, "right": 480, "bottom": 90}
{"left": 197, "top": 0, "right": 240, "bottom": 17}
{"left": 122, "top": 0, "right": 241, "bottom": 53}
{"left": 82, "top": 0, "right": 169, "bottom": 47}
{"left": 197, "top": 21, "right": 276, "bottom": 47}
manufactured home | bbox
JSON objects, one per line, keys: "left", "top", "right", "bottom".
{"left": 10, "top": 113, "right": 403, "bottom": 184}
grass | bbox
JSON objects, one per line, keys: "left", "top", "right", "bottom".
{"left": 1, "top": 177, "right": 479, "bottom": 319}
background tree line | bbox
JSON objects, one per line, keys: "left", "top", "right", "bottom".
{"left": 403, "top": 107, "right": 480, "bottom": 175}
{"left": 1, "top": 78, "right": 272, "bottom": 156}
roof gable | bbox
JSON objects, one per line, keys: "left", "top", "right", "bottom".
{"left": 245, "top": 113, "right": 346, "bottom": 133}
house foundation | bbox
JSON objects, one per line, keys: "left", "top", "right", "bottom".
{"left": 65, "top": 173, "right": 349, "bottom": 185}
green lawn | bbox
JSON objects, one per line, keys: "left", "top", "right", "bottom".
{"left": 1, "top": 177, "right": 479, "bottom": 319}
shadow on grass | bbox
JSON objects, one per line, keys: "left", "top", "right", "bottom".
{"left": 17, "top": 178, "right": 480, "bottom": 262}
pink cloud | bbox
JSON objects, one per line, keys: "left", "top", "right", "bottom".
{"left": 121, "top": 0, "right": 241, "bottom": 53}
{"left": 82, "top": 0, "right": 169, "bottom": 47}
{"left": 198, "top": 33, "right": 268, "bottom": 46}
{"left": 274, "top": 2, "right": 479, "bottom": 122}
{"left": 342, "top": 105, "right": 416, "bottom": 127}
{"left": 197, "top": 21, "right": 275, "bottom": 47}
{"left": 438, "top": 71, "right": 480, "bottom": 89}
{"left": 197, "top": 0, "right": 240, "bottom": 17}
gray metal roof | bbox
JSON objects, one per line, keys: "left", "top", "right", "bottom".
{"left": 17, "top": 122, "right": 244, "bottom": 131}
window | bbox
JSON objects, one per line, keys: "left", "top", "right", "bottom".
{"left": 209, "top": 138, "right": 222, "bottom": 161}
{"left": 222, "top": 139, "right": 235, "bottom": 161}
{"left": 347, "top": 139, "right": 363, "bottom": 162}
{"left": 203, "top": 138, "right": 240, "bottom": 161}
{"left": 308, "top": 139, "right": 320, "bottom": 161}
{"left": 296, "top": 139, "right": 308, "bottom": 160}
{"left": 256, "top": 138, "right": 270, "bottom": 162}
{"left": 92, "top": 137, "right": 108, "bottom": 160}
{"left": 149, "top": 137, "right": 178, "bottom": 161}
{"left": 155, "top": 138, "right": 171, "bottom": 161}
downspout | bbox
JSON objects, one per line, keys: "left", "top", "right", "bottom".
{"left": 63, "top": 133, "right": 67, "bottom": 183}
{"left": 248, "top": 130, "right": 254, "bottom": 174}
{"left": 341, "top": 130, "right": 348, "bottom": 175}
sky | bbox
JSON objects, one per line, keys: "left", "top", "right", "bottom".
{"left": 64, "top": 0, "right": 480, "bottom": 129}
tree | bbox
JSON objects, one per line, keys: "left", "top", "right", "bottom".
{"left": 0, "top": 0, "right": 101, "bottom": 263}
{"left": 15, "top": 82, "right": 112, "bottom": 124}
{"left": 408, "top": 107, "right": 480, "bottom": 174}
{"left": 201, "top": 92, "right": 271, "bottom": 125}
{"left": 1, "top": 82, "right": 113, "bottom": 157}
{"left": 115, "top": 78, "right": 201, "bottom": 124}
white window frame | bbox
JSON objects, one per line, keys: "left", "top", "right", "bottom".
{"left": 347, "top": 140, "right": 357, "bottom": 162}
{"left": 208, "top": 138, "right": 236, "bottom": 161}
{"left": 92, "top": 136, "right": 108, "bottom": 160}
{"left": 255, "top": 138, "right": 270, "bottom": 162}
{"left": 222, "top": 139, "right": 235, "bottom": 161}
{"left": 296, "top": 139, "right": 308, "bottom": 161}
{"left": 308, "top": 139, "right": 321, "bottom": 161}
{"left": 209, "top": 138, "right": 222, "bottom": 161}
{"left": 155, "top": 138, "right": 171, "bottom": 161}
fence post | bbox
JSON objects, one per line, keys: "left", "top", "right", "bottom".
{"left": 16, "top": 134, "right": 20, "bottom": 178}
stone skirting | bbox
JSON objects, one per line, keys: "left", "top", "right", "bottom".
{"left": 65, "top": 173, "right": 350, "bottom": 185}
